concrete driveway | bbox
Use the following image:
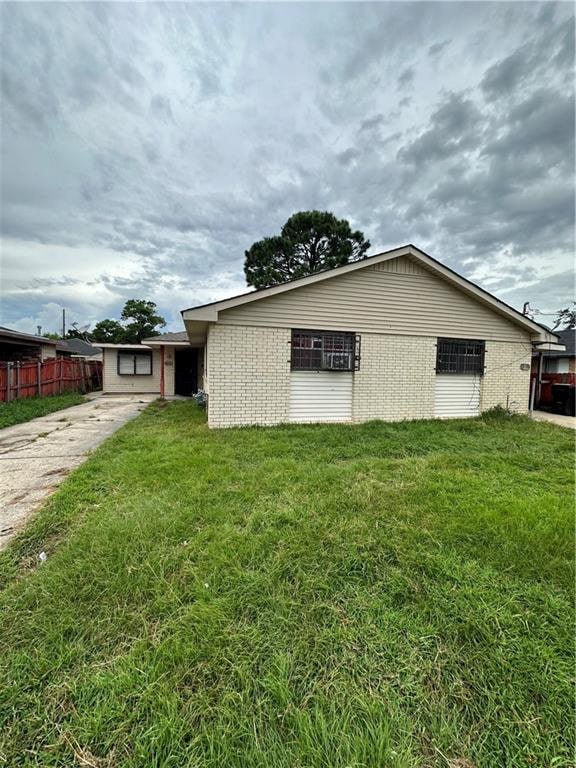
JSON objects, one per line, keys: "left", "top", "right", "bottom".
{"left": 0, "top": 393, "right": 157, "bottom": 549}
{"left": 531, "top": 409, "right": 576, "bottom": 430}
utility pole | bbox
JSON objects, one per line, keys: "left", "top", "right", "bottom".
{"left": 62, "top": 308, "right": 66, "bottom": 339}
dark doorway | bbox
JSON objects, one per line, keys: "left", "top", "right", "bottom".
{"left": 174, "top": 348, "right": 198, "bottom": 396}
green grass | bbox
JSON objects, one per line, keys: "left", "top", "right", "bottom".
{"left": 0, "top": 392, "right": 86, "bottom": 429}
{"left": 0, "top": 402, "right": 573, "bottom": 768}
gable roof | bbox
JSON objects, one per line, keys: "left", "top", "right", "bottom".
{"left": 58, "top": 338, "right": 102, "bottom": 356}
{"left": 142, "top": 331, "right": 189, "bottom": 345}
{"left": 181, "top": 244, "right": 557, "bottom": 342}
{"left": 143, "top": 331, "right": 188, "bottom": 342}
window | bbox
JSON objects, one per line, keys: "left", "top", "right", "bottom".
{"left": 436, "top": 338, "right": 485, "bottom": 375}
{"left": 117, "top": 350, "right": 153, "bottom": 376}
{"left": 544, "top": 357, "right": 569, "bottom": 374}
{"left": 291, "top": 330, "right": 360, "bottom": 371}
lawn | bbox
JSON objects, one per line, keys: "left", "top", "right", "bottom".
{"left": 0, "top": 392, "right": 86, "bottom": 429}
{"left": 0, "top": 402, "right": 573, "bottom": 768}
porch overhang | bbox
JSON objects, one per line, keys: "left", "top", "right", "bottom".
{"left": 533, "top": 342, "right": 567, "bottom": 352}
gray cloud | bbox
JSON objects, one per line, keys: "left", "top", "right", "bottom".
{"left": 0, "top": 2, "right": 574, "bottom": 335}
{"left": 397, "top": 67, "right": 415, "bottom": 90}
{"left": 428, "top": 40, "right": 451, "bottom": 58}
{"left": 398, "top": 93, "right": 482, "bottom": 166}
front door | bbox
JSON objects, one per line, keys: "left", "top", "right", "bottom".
{"left": 174, "top": 348, "right": 198, "bottom": 396}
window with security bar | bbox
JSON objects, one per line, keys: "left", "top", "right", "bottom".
{"left": 291, "top": 330, "right": 360, "bottom": 371}
{"left": 117, "top": 350, "right": 153, "bottom": 376}
{"left": 436, "top": 338, "right": 485, "bottom": 375}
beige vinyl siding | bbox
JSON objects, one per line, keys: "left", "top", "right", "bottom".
{"left": 102, "top": 348, "right": 162, "bottom": 394}
{"left": 219, "top": 256, "right": 531, "bottom": 343}
{"left": 40, "top": 344, "right": 57, "bottom": 360}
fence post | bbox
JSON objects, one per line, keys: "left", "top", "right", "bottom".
{"left": 59, "top": 357, "right": 63, "bottom": 394}
{"left": 37, "top": 361, "right": 42, "bottom": 396}
{"left": 6, "top": 362, "right": 12, "bottom": 403}
{"left": 15, "top": 362, "right": 20, "bottom": 400}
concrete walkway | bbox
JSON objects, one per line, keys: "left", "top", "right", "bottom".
{"left": 531, "top": 409, "right": 576, "bottom": 430}
{"left": 0, "top": 394, "right": 157, "bottom": 549}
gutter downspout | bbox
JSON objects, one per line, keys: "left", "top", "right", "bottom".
{"left": 160, "top": 345, "right": 165, "bottom": 397}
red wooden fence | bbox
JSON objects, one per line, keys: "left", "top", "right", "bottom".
{"left": 531, "top": 371, "right": 576, "bottom": 407}
{"left": 0, "top": 358, "right": 102, "bottom": 403}
{"left": 537, "top": 372, "right": 576, "bottom": 407}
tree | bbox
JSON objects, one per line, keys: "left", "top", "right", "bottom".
{"left": 244, "top": 210, "right": 370, "bottom": 289}
{"left": 553, "top": 302, "right": 576, "bottom": 330}
{"left": 121, "top": 299, "right": 166, "bottom": 343}
{"left": 92, "top": 319, "right": 126, "bottom": 344}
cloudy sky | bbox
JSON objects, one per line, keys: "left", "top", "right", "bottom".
{"left": 1, "top": 1, "right": 574, "bottom": 335}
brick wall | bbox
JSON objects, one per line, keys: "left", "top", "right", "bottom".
{"left": 353, "top": 333, "right": 437, "bottom": 421}
{"left": 205, "top": 325, "right": 533, "bottom": 427}
{"left": 206, "top": 325, "right": 291, "bottom": 427}
{"left": 481, "top": 340, "right": 532, "bottom": 412}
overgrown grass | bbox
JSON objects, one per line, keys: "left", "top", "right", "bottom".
{"left": 0, "top": 392, "right": 86, "bottom": 429}
{"left": 0, "top": 402, "right": 573, "bottom": 767}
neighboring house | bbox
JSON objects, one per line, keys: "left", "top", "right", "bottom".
{"left": 531, "top": 328, "right": 575, "bottom": 414}
{"left": 100, "top": 332, "right": 201, "bottom": 397}
{"left": 538, "top": 329, "right": 575, "bottom": 373}
{"left": 57, "top": 338, "right": 103, "bottom": 361}
{"left": 102, "top": 245, "right": 559, "bottom": 427}
{"left": 0, "top": 327, "right": 60, "bottom": 362}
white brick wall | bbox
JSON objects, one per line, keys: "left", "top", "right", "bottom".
{"left": 204, "top": 325, "right": 533, "bottom": 427}
{"left": 353, "top": 334, "right": 437, "bottom": 421}
{"left": 481, "top": 340, "right": 532, "bottom": 412}
{"left": 206, "top": 325, "right": 291, "bottom": 427}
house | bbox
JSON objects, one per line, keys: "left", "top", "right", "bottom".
{"left": 57, "top": 338, "right": 103, "bottom": 361}
{"left": 100, "top": 332, "right": 202, "bottom": 397}
{"left": 0, "top": 327, "right": 60, "bottom": 362}
{"left": 531, "top": 329, "right": 575, "bottom": 414}
{"left": 536, "top": 329, "right": 575, "bottom": 374}
{"left": 102, "top": 245, "right": 559, "bottom": 427}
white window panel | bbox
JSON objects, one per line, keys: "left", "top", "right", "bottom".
{"left": 118, "top": 353, "right": 135, "bottom": 374}
{"left": 135, "top": 354, "right": 152, "bottom": 375}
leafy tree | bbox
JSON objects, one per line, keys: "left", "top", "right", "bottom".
{"left": 244, "top": 210, "right": 370, "bottom": 289}
{"left": 553, "top": 302, "right": 576, "bottom": 330}
{"left": 43, "top": 332, "right": 61, "bottom": 340}
{"left": 92, "top": 319, "right": 126, "bottom": 344}
{"left": 121, "top": 299, "right": 166, "bottom": 343}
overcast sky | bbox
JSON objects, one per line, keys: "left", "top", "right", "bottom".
{"left": 1, "top": 2, "right": 574, "bottom": 335}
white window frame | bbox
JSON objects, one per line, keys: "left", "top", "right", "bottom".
{"left": 117, "top": 350, "right": 153, "bottom": 376}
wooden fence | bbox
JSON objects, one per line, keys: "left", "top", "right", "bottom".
{"left": 0, "top": 358, "right": 102, "bottom": 403}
